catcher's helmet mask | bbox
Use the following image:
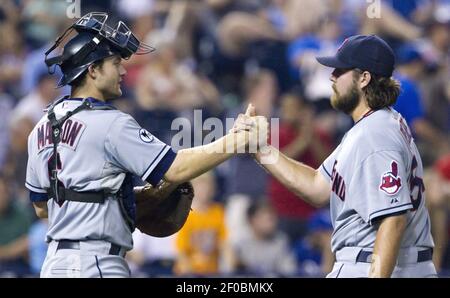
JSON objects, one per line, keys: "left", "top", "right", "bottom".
{"left": 45, "top": 12, "right": 155, "bottom": 87}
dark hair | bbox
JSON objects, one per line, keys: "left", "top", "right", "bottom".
{"left": 69, "top": 59, "right": 105, "bottom": 89}
{"left": 354, "top": 72, "right": 401, "bottom": 110}
{"left": 246, "top": 199, "right": 273, "bottom": 221}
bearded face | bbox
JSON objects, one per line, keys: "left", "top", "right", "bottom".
{"left": 330, "top": 74, "right": 361, "bottom": 114}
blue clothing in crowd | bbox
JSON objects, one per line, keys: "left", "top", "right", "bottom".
{"left": 393, "top": 74, "right": 424, "bottom": 129}
{"left": 28, "top": 220, "right": 48, "bottom": 275}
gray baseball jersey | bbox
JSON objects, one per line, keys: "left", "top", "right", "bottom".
{"left": 26, "top": 97, "right": 176, "bottom": 250}
{"left": 319, "top": 108, "right": 434, "bottom": 253}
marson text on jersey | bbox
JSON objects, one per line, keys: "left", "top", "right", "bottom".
{"left": 37, "top": 119, "right": 86, "bottom": 151}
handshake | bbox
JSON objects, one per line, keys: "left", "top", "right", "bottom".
{"left": 228, "top": 104, "right": 270, "bottom": 155}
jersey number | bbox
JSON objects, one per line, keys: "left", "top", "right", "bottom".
{"left": 47, "top": 152, "right": 62, "bottom": 179}
{"left": 408, "top": 156, "right": 424, "bottom": 211}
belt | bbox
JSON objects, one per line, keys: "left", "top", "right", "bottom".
{"left": 356, "top": 248, "right": 433, "bottom": 263}
{"left": 56, "top": 240, "right": 124, "bottom": 256}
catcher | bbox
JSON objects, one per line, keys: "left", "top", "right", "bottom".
{"left": 25, "top": 13, "right": 267, "bottom": 278}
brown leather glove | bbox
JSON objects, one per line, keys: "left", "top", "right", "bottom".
{"left": 134, "top": 181, "right": 194, "bottom": 237}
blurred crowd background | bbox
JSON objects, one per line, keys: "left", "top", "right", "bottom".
{"left": 0, "top": 0, "right": 449, "bottom": 278}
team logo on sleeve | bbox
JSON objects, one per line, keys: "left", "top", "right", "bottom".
{"left": 139, "top": 129, "right": 154, "bottom": 143}
{"left": 379, "top": 161, "right": 402, "bottom": 195}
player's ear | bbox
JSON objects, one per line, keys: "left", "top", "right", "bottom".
{"left": 87, "top": 64, "right": 97, "bottom": 80}
{"left": 87, "top": 61, "right": 103, "bottom": 80}
{"left": 359, "top": 71, "right": 371, "bottom": 89}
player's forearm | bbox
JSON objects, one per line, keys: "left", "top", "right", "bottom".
{"left": 33, "top": 201, "right": 48, "bottom": 219}
{"left": 369, "top": 213, "right": 407, "bottom": 278}
{"left": 164, "top": 132, "right": 247, "bottom": 183}
{"left": 428, "top": 203, "right": 447, "bottom": 271}
{"left": 254, "top": 145, "right": 330, "bottom": 207}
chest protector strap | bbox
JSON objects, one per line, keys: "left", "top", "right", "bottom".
{"left": 46, "top": 97, "right": 115, "bottom": 204}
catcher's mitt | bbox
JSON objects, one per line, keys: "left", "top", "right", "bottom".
{"left": 134, "top": 181, "right": 194, "bottom": 237}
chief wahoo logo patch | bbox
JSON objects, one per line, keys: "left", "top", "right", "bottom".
{"left": 380, "top": 161, "right": 402, "bottom": 195}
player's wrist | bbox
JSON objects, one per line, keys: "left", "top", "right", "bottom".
{"left": 229, "top": 129, "right": 251, "bottom": 153}
{"left": 254, "top": 144, "right": 271, "bottom": 160}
